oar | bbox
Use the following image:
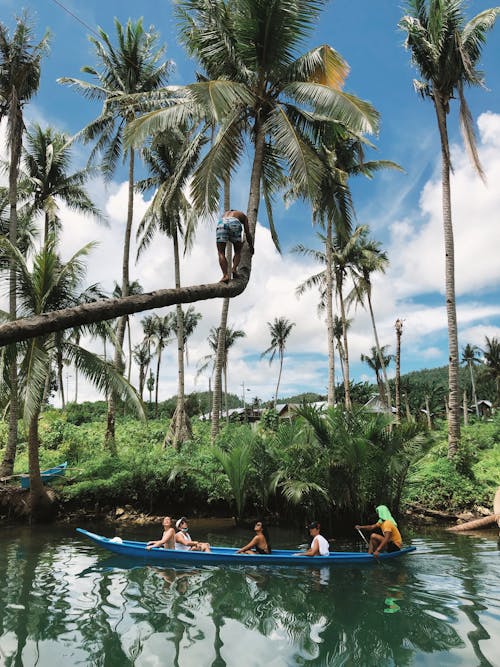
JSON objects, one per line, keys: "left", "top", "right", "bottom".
{"left": 356, "top": 527, "right": 369, "bottom": 547}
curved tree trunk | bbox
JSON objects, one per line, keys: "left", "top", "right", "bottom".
{"left": 434, "top": 96, "right": 460, "bottom": 457}
{"left": 28, "top": 411, "right": 51, "bottom": 516}
{"left": 155, "top": 346, "right": 162, "bottom": 418}
{"left": 210, "top": 126, "right": 265, "bottom": 441}
{"left": 326, "top": 216, "right": 336, "bottom": 407}
{"left": 274, "top": 354, "right": 284, "bottom": 407}
{"left": 0, "top": 106, "right": 22, "bottom": 478}
{"left": 106, "top": 148, "right": 135, "bottom": 448}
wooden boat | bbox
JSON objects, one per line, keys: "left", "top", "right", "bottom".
{"left": 20, "top": 462, "right": 68, "bottom": 489}
{"left": 77, "top": 528, "right": 416, "bottom": 566}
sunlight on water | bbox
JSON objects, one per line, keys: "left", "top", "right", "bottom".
{"left": 0, "top": 525, "right": 498, "bottom": 666}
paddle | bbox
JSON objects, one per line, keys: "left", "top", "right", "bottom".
{"left": 356, "top": 527, "right": 369, "bottom": 546}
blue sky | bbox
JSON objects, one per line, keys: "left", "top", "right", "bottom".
{"left": 2, "top": 0, "right": 500, "bottom": 403}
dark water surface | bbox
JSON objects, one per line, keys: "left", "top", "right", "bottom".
{"left": 0, "top": 522, "right": 499, "bottom": 666}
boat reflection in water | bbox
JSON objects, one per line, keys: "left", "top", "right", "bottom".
{"left": 0, "top": 526, "right": 498, "bottom": 666}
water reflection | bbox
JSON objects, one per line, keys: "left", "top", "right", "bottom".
{"left": 0, "top": 528, "right": 498, "bottom": 666}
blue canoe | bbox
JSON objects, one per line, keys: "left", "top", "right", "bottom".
{"left": 20, "top": 461, "right": 68, "bottom": 489}
{"left": 77, "top": 528, "right": 416, "bottom": 566}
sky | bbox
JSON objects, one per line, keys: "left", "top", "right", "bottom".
{"left": 1, "top": 0, "right": 500, "bottom": 405}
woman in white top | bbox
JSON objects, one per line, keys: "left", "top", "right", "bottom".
{"left": 295, "top": 521, "right": 329, "bottom": 556}
{"left": 174, "top": 517, "right": 211, "bottom": 552}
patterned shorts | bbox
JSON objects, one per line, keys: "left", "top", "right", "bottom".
{"left": 216, "top": 219, "right": 242, "bottom": 244}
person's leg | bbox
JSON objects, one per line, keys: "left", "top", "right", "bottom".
{"left": 369, "top": 533, "right": 383, "bottom": 554}
{"left": 232, "top": 241, "right": 243, "bottom": 277}
{"left": 217, "top": 241, "right": 229, "bottom": 282}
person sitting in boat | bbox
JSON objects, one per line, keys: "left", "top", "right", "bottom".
{"left": 355, "top": 505, "right": 402, "bottom": 557}
{"left": 295, "top": 521, "right": 329, "bottom": 556}
{"left": 146, "top": 516, "right": 175, "bottom": 550}
{"left": 174, "top": 517, "right": 211, "bottom": 552}
{"left": 236, "top": 520, "right": 272, "bottom": 554}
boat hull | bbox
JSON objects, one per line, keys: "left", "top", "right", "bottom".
{"left": 76, "top": 528, "right": 416, "bottom": 566}
{"left": 20, "top": 462, "right": 67, "bottom": 489}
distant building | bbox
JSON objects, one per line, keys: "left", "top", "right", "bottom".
{"left": 363, "top": 394, "right": 396, "bottom": 414}
{"left": 471, "top": 400, "right": 493, "bottom": 418}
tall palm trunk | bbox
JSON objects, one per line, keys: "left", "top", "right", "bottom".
{"left": 106, "top": 148, "right": 135, "bottom": 447}
{"left": 463, "top": 390, "right": 468, "bottom": 426}
{"left": 366, "top": 286, "right": 391, "bottom": 408}
{"left": 337, "top": 276, "right": 351, "bottom": 409}
{"left": 211, "top": 125, "right": 264, "bottom": 441}
{"left": 434, "top": 96, "right": 460, "bottom": 457}
{"left": 212, "top": 179, "right": 232, "bottom": 436}
{"left": 56, "top": 339, "right": 65, "bottom": 409}
{"left": 154, "top": 346, "right": 162, "bottom": 418}
{"left": 274, "top": 353, "right": 284, "bottom": 407}
{"left": 28, "top": 410, "right": 50, "bottom": 513}
{"left": 467, "top": 360, "right": 479, "bottom": 418}
{"left": 0, "top": 109, "right": 22, "bottom": 478}
{"left": 166, "top": 225, "right": 192, "bottom": 448}
{"left": 326, "top": 217, "right": 336, "bottom": 407}
{"left": 395, "top": 318, "right": 403, "bottom": 422}
{"left": 127, "top": 317, "right": 133, "bottom": 383}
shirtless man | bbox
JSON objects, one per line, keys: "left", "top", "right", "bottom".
{"left": 146, "top": 516, "right": 175, "bottom": 550}
{"left": 216, "top": 209, "right": 254, "bottom": 283}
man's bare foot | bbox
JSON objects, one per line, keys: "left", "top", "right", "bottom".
{"left": 220, "top": 275, "right": 230, "bottom": 283}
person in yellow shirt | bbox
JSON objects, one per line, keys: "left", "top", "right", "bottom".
{"left": 355, "top": 505, "right": 403, "bottom": 558}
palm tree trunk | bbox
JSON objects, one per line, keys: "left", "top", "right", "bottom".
{"left": 211, "top": 126, "right": 265, "bottom": 441}
{"left": 468, "top": 360, "right": 479, "bottom": 418}
{"left": 367, "top": 287, "right": 391, "bottom": 408}
{"left": 326, "top": 216, "right": 336, "bottom": 407}
{"left": 56, "top": 342, "right": 65, "bottom": 410}
{"left": 434, "top": 96, "right": 460, "bottom": 457}
{"left": 425, "top": 395, "right": 432, "bottom": 430}
{"left": 127, "top": 316, "right": 132, "bottom": 383}
{"left": 155, "top": 347, "right": 162, "bottom": 418}
{"left": 28, "top": 411, "right": 50, "bottom": 514}
{"left": 106, "top": 148, "right": 135, "bottom": 447}
{"left": 395, "top": 319, "right": 403, "bottom": 422}
{"left": 338, "top": 279, "right": 351, "bottom": 410}
{"left": 274, "top": 353, "right": 284, "bottom": 407}
{"left": 463, "top": 390, "right": 468, "bottom": 426}
{"left": 224, "top": 361, "right": 229, "bottom": 423}
{"left": 0, "top": 108, "right": 22, "bottom": 478}
{"left": 166, "top": 225, "right": 192, "bottom": 448}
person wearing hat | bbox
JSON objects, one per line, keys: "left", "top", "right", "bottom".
{"left": 146, "top": 516, "right": 175, "bottom": 550}
{"left": 174, "top": 517, "right": 211, "bottom": 552}
{"left": 295, "top": 521, "right": 329, "bottom": 556}
{"left": 355, "top": 505, "right": 402, "bottom": 557}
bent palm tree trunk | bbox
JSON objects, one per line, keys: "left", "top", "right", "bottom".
{"left": 326, "top": 217, "right": 336, "bottom": 407}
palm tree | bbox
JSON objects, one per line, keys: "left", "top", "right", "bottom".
{"left": 59, "top": 18, "right": 170, "bottom": 445}
{"left": 360, "top": 346, "right": 393, "bottom": 406}
{"left": 133, "top": 341, "right": 152, "bottom": 400}
{"left": 199, "top": 325, "right": 246, "bottom": 423}
{"left": 400, "top": 0, "right": 500, "bottom": 456}
{"left": 261, "top": 317, "right": 295, "bottom": 407}
{"left": 483, "top": 336, "right": 500, "bottom": 404}
{"left": 149, "top": 314, "right": 173, "bottom": 417}
{"left": 137, "top": 129, "right": 205, "bottom": 447}
{"left": 349, "top": 231, "right": 391, "bottom": 408}
{"left": 0, "top": 236, "right": 143, "bottom": 514}
{"left": 112, "top": 280, "right": 144, "bottom": 383}
{"left": 21, "top": 124, "right": 103, "bottom": 243}
{"left": 0, "top": 15, "right": 49, "bottom": 478}
{"left": 461, "top": 343, "right": 482, "bottom": 417}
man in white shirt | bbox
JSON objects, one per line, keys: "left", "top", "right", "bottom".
{"left": 174, "top": 517, "right": 211, "bottom": 552}
{"left": 296, "top": 521, "right": 329, "bottom": 556}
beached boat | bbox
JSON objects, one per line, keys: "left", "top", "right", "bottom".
{"left": 77, "top": 528, "right": 416, "bottom": 566}
{"left": 20, "top": 462, "right": 68, "bottom": 489}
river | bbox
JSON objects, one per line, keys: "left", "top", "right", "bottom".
{"left": 0, "top": 523, "right": 499, "bottom": 666}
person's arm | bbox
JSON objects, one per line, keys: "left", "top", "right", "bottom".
{"left": 146, "top": 529, "right": 169, "bottom": 550}
{"left": 355, "top": 522, "right": 379, "bottom": 532}
{"left": 295, "top": 536, "right": 320, "bottom": 557}
{"left": 176, "top": 532, "right": 199, "bottom": 548}
{"left": 374, "top": 531, "right": 391, "bottom": 557}
{"left": 236, "top": 536, "right": 258, "bottom": 553}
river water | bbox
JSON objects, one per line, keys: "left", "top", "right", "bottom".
{"left": 0, "top": 523, "right": 499, "bottom": 666}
